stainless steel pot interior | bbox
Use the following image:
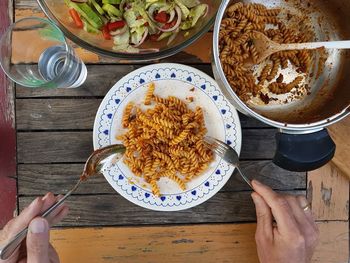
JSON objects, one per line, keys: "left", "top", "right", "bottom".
{"left": 214, "top": 0, "right": 350, "bottom": 127}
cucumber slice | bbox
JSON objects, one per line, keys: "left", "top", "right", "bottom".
{"left": 102, "top": 0, "right": 121, "bottom": 4}
{"left": 102, "top": 4, "right": 122, "bottom": 17}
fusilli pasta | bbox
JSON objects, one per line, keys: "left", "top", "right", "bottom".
{"left": 219, "top": 2, "right": 317, "bottom": 103}
{"left": 117, "top": 83, "right": 214, "bottom": 197}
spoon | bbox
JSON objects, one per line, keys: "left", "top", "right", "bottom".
{"left": 0, "top": 144, "right": 126, "bottom": 260}
{"left": 245, "top": 31, "right": 350, "bottom": 66}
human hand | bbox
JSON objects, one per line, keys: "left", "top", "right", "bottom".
{"left": 251, "top": 180, "right": 319, "bottom": 263}
{"left": 0, "top": 193, "right": 69, "bottom": 263}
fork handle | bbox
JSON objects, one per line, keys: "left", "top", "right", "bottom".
{"left": 236, "top": 166, "right": 253, "bottom": 189}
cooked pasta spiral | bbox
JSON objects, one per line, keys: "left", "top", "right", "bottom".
{"left": 219, "top": 2, "right": 317, "bottom": 103}
{"left": 117, "top": 83, "right": 214, "bottom": 197}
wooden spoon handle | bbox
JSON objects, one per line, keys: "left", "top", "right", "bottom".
{"left": 280, "top": 40, "right": 350, "bottom": 50}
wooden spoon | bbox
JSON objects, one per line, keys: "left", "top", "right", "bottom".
{"left": 245, "top": 31, "right": 350, "bottom": 67}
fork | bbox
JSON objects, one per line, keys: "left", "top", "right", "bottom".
{"left": 205, "top": 136, "right": 253, "bottom": 189}
{"left": 0, "top": 144, "right": 126, "bottom": 260}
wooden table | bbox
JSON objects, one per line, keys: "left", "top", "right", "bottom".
{"left": 0, "top": 1, "right": 349, "bottom": 262}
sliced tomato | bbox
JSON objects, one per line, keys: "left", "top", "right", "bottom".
{"left": 107, "top": 20, "right": 125, "bottom": 31}
{"left": 69, "top": 9, "right": 83, "bottom": 29}
{"left": 154, "top": 11, "right": 169, "bottom": 24}
{"left": 102, "top": 25, "right": 111, "bottom": 40}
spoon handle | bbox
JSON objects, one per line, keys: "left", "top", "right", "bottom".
{"left": 281, "top": 40, "right": 350, "bottom": 50}
{"left": 0, "top": 179, "right": 82, "bottom": 260}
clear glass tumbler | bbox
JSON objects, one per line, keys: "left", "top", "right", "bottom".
{"left": 0, "top": 17, "right": 87, "bottom": 89}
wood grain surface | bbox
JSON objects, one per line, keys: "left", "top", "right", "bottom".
{"left": 329, "top": 117, "right": 350, "bottom": 179}
{"left": 19, "top": 191, "right": 305, "bottom": 227}
{"left": 17, "top": 162, "right": 305, "bottom": 195}
{"left": 16, "top": 65, "right": 213, "bottom": 98}
{"left": 308, "top": 164, "right": 349, "bottom": 221}
{"left": 49, "top": 221, "right": 349, "bottom": 263}
{"left": 17, "top": 129, "right": 277, "bottom": 164}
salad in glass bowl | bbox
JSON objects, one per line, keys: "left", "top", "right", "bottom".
{"left": 37, "top": 0, "right": 219, "bottom": 61}
{"left": 65, "top": 0, "right": 209, "bottom": 53}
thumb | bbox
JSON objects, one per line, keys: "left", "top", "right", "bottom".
{"left": 26, "top": 218, "right": 50, "bottom": 263}
{"left": 251, "top": 192, "right": 273, "bottom": 239}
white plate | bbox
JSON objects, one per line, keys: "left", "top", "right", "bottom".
{"left": 93, "top": 63, "right": 242, "bottom": 211}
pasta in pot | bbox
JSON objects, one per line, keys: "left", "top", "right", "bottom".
{"left": 117, "top": 83, "right": 214, "bottom": 196}
{"left": 219, "top": 2, "right": 316, "bottom": 102}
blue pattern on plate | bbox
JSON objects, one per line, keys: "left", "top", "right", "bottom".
{"left": 94, "top": 64, "right": 241, "bottom": 210}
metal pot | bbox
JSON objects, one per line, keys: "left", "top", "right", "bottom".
{"left": 212, "top": 0, "right": 350, "bottom": 172}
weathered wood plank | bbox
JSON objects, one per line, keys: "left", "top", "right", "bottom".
{"left": 329, "top": 117, "right": 350, "bottom": 179}
{"left": 17, "top": 129, "right": 276, "bottom": 163}
{"left": 16, "top": 99, "right": 102, "bottom": 130}
{"left": 308, "top": 163, "right": 349, "bottom": 221}
{"left": 0, "top": 0, "right": 17, "bottom": 228}
{"left": 17, "top": 132, "right": 93, "bottom": 164}
{"left": 14, "top": 1, "right": 212, "bottom": 64}
{"left": 16, "top": 64, "right": 214, "bottom": 98}
{"left": 312, "top": 221, "right": 349, "bottom": 263}
{"left": 49, "top": 221, "right": 348, "bottom": 263}
{"left": 19, "top": 191, "right": 305, "bottom": 226}
{"left": 16, "top": 98, "right": 269, "bottom": 130}
{"left": 51, "top": 224, "right": 259, "bottom": 263}
{"left": 17, "top": 162, "right": 305, "bottom": 196}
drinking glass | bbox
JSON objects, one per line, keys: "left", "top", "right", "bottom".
{"left": 0, "top": 17, "right": 87, "bottom": 89}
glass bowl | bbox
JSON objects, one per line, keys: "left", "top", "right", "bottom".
{"left": 36, "top": 0, "right": 220, "bottom": 62}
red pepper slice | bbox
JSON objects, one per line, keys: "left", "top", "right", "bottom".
{"left": 69, "top": 9, "right": 83, "bottom": 29}
{"left": 154, "top": 11, "right": 169, "bottom": 24}
{"left": 162, "top": 19, "right": 177, "bottom": 30}
{"left": 102, "top": 25, "right": 111, "bottom": 40}
{"left": 107, "top": 20, "right": 126, "bottom": 31}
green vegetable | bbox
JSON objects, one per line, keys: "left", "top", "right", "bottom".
{"left": 102, "top": 4, "right": 122, "bottom": 17}
{"left": 190, "top": 4, "right": 207, "bottom": 27}
{"left": 81, "top": 17, "right": 99, "bottom": 33}
{"left": 90, "top": 0, "right": 105, "bottom": 15}
{"left": 102, "top": 0, "right": 121, "bottom": 4}
{"left": 131, "top": 27, "right": 145, "bottom": 45}
{"left": 157, "top": 32, "right": 172, "bottom": 41}
{"left": 174, "top": 0, "right": 190, "bottom": 19}
{"left": 65, "top": 0, "right": 104, "bottom": 29}
{"left": 64, "top": 0, "right": 208, "bottom": 53}
{"left": 177, "top": 0, "right": 200, "bottom": 8}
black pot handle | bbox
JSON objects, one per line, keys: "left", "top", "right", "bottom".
{"left": 273, "top": 129, "right": 336, "bottom": 172}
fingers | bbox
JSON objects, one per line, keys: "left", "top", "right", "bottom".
{"left": 296, "top": 196, "right": 319, "bottom": 240}
{"left": 285, "top": 195, "right": 315, "bottom": 234}
{"left": 0, "top": 193, "right": 68, "bottom": 242}
{"left": 251, "top": 192, "right": 273, "bottom": 241}
{"left": 252, "top": 180, "right": 299, "bottom": 235}
{"left": 26, "top": 218, "right": 50, "bottom": 263}
{"left": 49, "top": 206, "right": 69, "bottom": 226}
{"left": 296, "top": 196, "right": 316, "bottom": 226}
{"left": 42, "top": 194, "right": 68, "bottom": 226}
{"left": 286, "top": 195, "right": 319, "bottom": 261}
{"left": 48, "top": 244, "right": 60, "bottom": 263}
{"left": 1, "top": 198, "right": 45, "bottom": 239}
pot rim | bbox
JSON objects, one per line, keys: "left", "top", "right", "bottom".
{"left": 212, "top": 0, "right": 350, "bottom": 132}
